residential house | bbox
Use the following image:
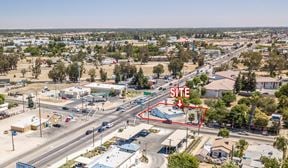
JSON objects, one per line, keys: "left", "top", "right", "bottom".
{"left": 213, "top": 70, "right": 240, "bottom": 81}
{"left": 211, "top": 138, "right": 233, "bottom": 159}
{"left": 256, "top": 77, "right": 281, "bottom": 90}
{"left": 204, "top": 78, "right": 235, "bottom": 98}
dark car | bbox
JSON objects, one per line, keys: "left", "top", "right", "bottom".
{"left": 163, "top": 119, "right": 172, "bottom": 124}
{"left": 52, "top": 124, "right": 61, "bottom": 128}
{"left": 138, "top": 130, "right": 149, "bottom": 137}
{"left": 85, "top": 130, "right": 93, "bottom": 135}
{"left": 62, "top": 106, "right": 69, "bottom": 110}
{"left": 98, "top": 127, "right": 105, "bottom": 133}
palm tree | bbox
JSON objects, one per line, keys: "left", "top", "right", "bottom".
{"left": 248, "top": 91, "right": 261, "bottom": 130}
{"left": 273, "top": 136, "right": 288, "bottom": 160}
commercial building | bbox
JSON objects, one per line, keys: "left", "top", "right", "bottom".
{"left": 87, "top": 143, "right": 141, "bottom": 168}
{"left": 161, "top": 129, "right": 187, "bottom": 154}
{"left": 11, "top": 116, "right": 49, "bottom": 132}
{"left": 151, "top": 105, "right": 184, "bottom": 119}
{"left": 0, "top": 103, "right": 9, "bottom": 113}
{"left": 85, "top": 83, "right": 126, "bottom": 95}
{"left": 59, "top": 86, "right": 91, "bottom": 99}
{"left": 242, "top": 144, "right": 282, "bottom": 168}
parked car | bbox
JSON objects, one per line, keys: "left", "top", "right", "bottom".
{"left": 138, "top": 130, "right": 149, "bottom": 137}
{"left": 163, "top": 119, "right": 172, "bottom": 124}
{"left": 52, "top": 124, "right": 61, "bottom": 128}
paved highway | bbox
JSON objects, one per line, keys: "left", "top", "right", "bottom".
{"left": 2, "top": 43, "right": 263, "bottom": 168}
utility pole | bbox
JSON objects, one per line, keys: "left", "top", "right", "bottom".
{"left": 92, "top": 127, "right": 95, "bottom": 147}
{"left": 100, "top": 133, "right": 103, "bottom": 147}
{"left": 11, "top": 131, "right": 15, "bottom": 151}
{"left": 147, "top": 101, "right": 150, "bottom": 124}
{"left": 38, "top": 98, "right": 42, "bottom": 138}
{"left": 22, "top": 95, "right": 25, "bottom": 113}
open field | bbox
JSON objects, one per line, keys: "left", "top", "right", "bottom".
{"left": 0, "top": 57, "right": 197, "bottom": 82}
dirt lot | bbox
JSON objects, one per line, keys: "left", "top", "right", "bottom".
{"left": 0, "top": 57, "right": 197, "bottom": 82}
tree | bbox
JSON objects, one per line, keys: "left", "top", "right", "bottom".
{"left": 99, "top": 68, "right": 107, "bottom": 82}
{"left": 46, "top": 59, "right": 53, "bottom": 67}
{"left": 21, "top": 68, "right": 27, "bottom": 78}
{"left": 236, "top": 139, "right": 248, "bottom": 158}
{"left": 221, "top": 91, "right": 236, "bottom": 107}
{"left": 266, "top": 52, "right": 286, "bottom": 77}
{"left": 199, "top": 73, "right": 208, "bottom": 85}
{"left": 88, "top": 68, "right": 96, "bottom": 82}
{"left": 189, "top": 89, "right": 202, "bottom": 105}
{"left": 238, "top": 97, "right": 251, "bottom": 106}
{"left": 0, "top": 94, "right": 5, "bottom": 105}
{"left": 168, "top": 58, "right": 184, "bottom": 78}
{"left": 32, "top": 58, "right": 42, "bottom": 79}
{"left": 48, "top": 62, "right": 66, "bottom": 83}
{"left": 221, "top": 162, "right": 238, "bottom": 168}
{"left": 131, "top": 68, "right": 149, "bottom": 89}
{"left": 139, "top": 46, "right": 149, "bottom": 64}
{"left": 229, "top": 104, "right": 249, "bottom": 128}
{"left": 241, "top": 51, "right": 263, "bottom": 71}
{"left": 234, "top": 74, "right": 242, "bottom": 93}
{"left": 275, "top": 84, "right": 288, "bottom": 98}
{"left": 249, "top": 92, "right": 261, "bottom": 130}
{"left": 253, "top": 109, "right": 269, "bottom": 128}
{"left": 197, "top": 56, "right": 205, "bottom": 67}
{"left": 273, "top": 136, "right": 288, "bottom": 160}
{"left": 66, "top": 62, "right": 80, "bottom": 82}
{"left": 188, "top": 113, "right": 195, "bottom": 123}
{"left": 192, "top": 77, "right": 202, "bottom": 87}
{"left": 168, "top": 152, "right": 199, "bottom": 168}
{"left": 218, "top": 128, "right": 230, "bottom": 138}
{"left": 282, "top": 158, "right": 288, "bottom": 168}
{"left": 261, "top": 157, "right": 281, "bottom": 168}
{"left": 152, "top": 64, "right": 164, "bottom": 79}
{"left": 206, "top": 100, "right": 229, "bottom": 125}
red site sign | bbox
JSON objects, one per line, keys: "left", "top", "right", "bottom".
{"left": 170, "top": 87, "right": 190, "bottom": 108}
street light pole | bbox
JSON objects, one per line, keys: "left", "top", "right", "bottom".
{"left": 38, "top": 98, "right": 43, "bottom": 138}
{"left": 92, "top": 127, "right": 95, "bottom": 147}
{"left": 11, "top": 131, "right": 15, "bottom": 151}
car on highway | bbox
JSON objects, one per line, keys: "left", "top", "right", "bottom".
{"left": 102, "top": 122, "right": 113, "bottom": 128}
{"left": 85, "top": 130, "right": 93, "bottom": 135}
{"left": 238, "top": 131, "right": 249, "bottom": 136}
{"left": 62, "top": 106, "right": 69, "bottom": 110}
{"left": 116, "top": 107, "right": 125, "bottom": 111}
{"left": 98, "top": 127, "right": 105, "bottom": 133}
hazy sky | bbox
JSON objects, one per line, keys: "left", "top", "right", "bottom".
{"left": 1, "top": 0, "right": 287, "bottom": 29}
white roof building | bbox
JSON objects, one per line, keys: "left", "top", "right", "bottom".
{"left": 87, "top": 143, "right": 141, "bottom": 168}
{"left": 85, "top": 83, "right": 126, "bottom": 93}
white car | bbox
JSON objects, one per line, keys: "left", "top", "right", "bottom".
{"left": 106, "top": 123, "right": 113, "bottom": 128}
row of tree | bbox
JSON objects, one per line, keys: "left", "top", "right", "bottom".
{"left": 48, "top": 61, "right": 108, "bottom": 83}
{"left": 0, "top": 53, "right": 19, "bottom": 75}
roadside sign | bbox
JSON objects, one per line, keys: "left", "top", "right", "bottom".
{"left": 12, "top": 130, "right": 17, "bottom": 136}
{"left": 16, "top": 162, "right": 35, "bottom": 168}
{"left": 143, "top": 91, "right": 152, "bottom": 96}
{"left": 170, "top": 87, "right": 190, "bottom": 98}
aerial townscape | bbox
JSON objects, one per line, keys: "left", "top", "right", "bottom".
{"left": 1, "top": 1, "right": 288, "bottom": 168}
